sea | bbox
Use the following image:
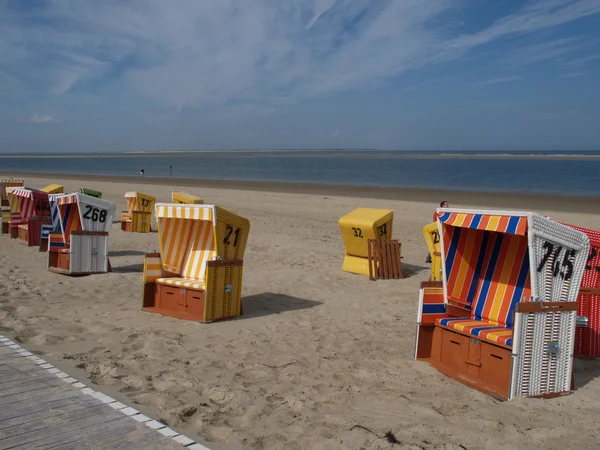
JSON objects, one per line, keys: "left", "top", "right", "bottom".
{"left": 1, "top": 150, "right": 600, "bottom": 198}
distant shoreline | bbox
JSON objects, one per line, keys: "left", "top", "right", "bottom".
{"left": 0, "top": 150, "right": 599, "bottom": 161}
{"left": 2, "top": 171, "right": 599, "bottom": 213}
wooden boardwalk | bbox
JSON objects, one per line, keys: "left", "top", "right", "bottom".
{"left": 0, "top": 336, "right": 209, "bottom": 450}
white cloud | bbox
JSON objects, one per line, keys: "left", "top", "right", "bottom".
{"left": 562, "top": 71, "right": 589, "bottom": 77}
{"left": 1, "top": 0, "right": 599, "bottom": 109}
{"left": 30, "top": 114, "right": 58, "bottom": 124}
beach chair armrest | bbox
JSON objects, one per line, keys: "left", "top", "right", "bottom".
{"left": 206, "top": 259, "right": 243, "bottom": 267}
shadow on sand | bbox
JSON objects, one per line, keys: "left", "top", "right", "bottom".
{"left": 241, "top": 293, "right": 322, "bottom": 319}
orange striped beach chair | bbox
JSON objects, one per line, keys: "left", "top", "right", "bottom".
{"left": 142, "top": 203, "right": 250, "bottom": 322}
{"left": 415, "top": 209, "right": 590, "bottom": 400}
{"left": 1, "top": 179, "right": 24, "bottom": 206}
{"left": 121, "top": 191, "right": 155, "bottom": 232}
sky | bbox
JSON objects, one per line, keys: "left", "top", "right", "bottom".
{"left": 1, "top": 0, "right": 600, "bottom": 153}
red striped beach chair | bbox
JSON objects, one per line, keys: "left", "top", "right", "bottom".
{"left": 142, "top": 203, "right": 250, "bottom": 322}
{"left": 9, "top": 188, "right": 51, "bottom": 246}
{"left": 47, "top": 193, "right": 116, "bottom": 275}
{"left": 560, "top": 222, "right": 600, "bottom": 359}
{"left": 415, "top": 209, "right": 589, "bottom": 400}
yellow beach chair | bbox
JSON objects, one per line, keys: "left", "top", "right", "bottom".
{"left": 142, "top": 203, "right": 250, "bottom": 322}
{"left": 40, "top": 184, "right": 64, "bottom": 194}
{"left": 171, "top": 191, "right": 204, "bottom": 204}
{"left": 338, "top": 208, "right": 394, "bottom": 276}
{"left": 1, "top": 179, "right": 24, "bottom": 206}
{"left": 121, "top": 191, "right": 156, "bottom": 232}
{"left": 423, "top": 222, "right": 443, "bottom": 281}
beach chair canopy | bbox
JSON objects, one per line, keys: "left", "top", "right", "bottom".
{"left": 40, "top": 184, "right": 64, "bottom": 194}
{"left": 172, "top": 191, "right": 203, "bottom": 205}
{"left": 438, "top": 209, "right": 589, "bottom": 330}
{"left": 125, "top": 191, "right": 155, "bottom": 214}
{"left": 155, "top": 203, "right": 249, "bottom": 286}
{"left": 6, "top": 186, "right": 21, "bottom": 214}
{"left": 1, "top": 179, "right": 24, "bottom": 199}
{"left": 11, "top": 188, "right": 51, "bottom": 221}
{"left": 56, "top": 193, "right": 116, "bottom": 243}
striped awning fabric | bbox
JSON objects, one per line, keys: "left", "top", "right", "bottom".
{"left": 56, "top": 194, "right": 78, "bottom": 205}
{"left": 156, "top": 204, "right": 216, "bottom": 277}
{"left": 438, "top": 211, "right": 528, "bottom": 236}
{"left": 155, "top": 204, "right": 214, "bottom": 222}
{"left": 12, "top": 188, "right": 50, "bottom": 221}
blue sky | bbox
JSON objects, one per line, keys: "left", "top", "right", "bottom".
{"left": 1, "top": 0, "right": 599, "bottom": 153}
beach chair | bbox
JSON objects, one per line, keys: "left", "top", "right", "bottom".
{"left": 1, "top": 179, "right": 24, "bottom": 207}
{"left": 560, "top": 223, "right": 600, "bottom": 359}
{"left": 5, "top": 187, "right": 22, "bottom": 236}
{"left": 142, "top": 203, "right": 250, "bottom": 322}
{"left": 80, "top": 187, "right": 102, "bottom": 199}
{"left": 47, "top": 193, "right": 116, "bottom": 275}
{"left": 172, "top": 191, "right": 203, "bottom": 204}
{"left": 338, "top": 208, "right": 393, "bottom": 276}
{"left": 414, "top": 209, "right": 589, "bottom": 400}
{"left": 9, "top": 187, "right": 52, "bottom": 246}
{"left": 39, "top": 194, "right": 63, "bottom": 252}
{"left": 121, "top": 191, "right": 155, "bottom": 232}
{"left": 423, "top": 222, "right": 443, "bottom": 281}
{"left": 40, "top": 184, "right": 64, "bottom": 194}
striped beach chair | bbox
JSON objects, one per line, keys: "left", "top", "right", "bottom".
{"left": 39, "top": 194, "right": 63, "bottom": 252}
{"left": 9, "top": 187, "right": 51, "bottom": 246}
{"left": 415, "top": 209, "right": 589, "bottom": 400}
{"left": 122, "top": 191, "right": 155, "bottom": 232}
{"left": 142, "top": 203, "right": 250, "bottom": 322}
{"left": 1, "top": 179, "right": 24, "bottom": 206}
{"left": 48, "top": 193, "right": 116, "bottom": 275}
{"left": 560, "top": 222, "right": 600, "bottom": 359}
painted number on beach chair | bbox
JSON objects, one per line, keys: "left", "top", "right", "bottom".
{"left": 223, "top": 224, "right": 241, "bottom": 247}
{"left": 430, "top": 230, "right": 440, "bottom": 244}
{"left": 377, "top": 223, "right": 388, "bottom": 237}
{"left": 586, "top": 248, "right": 600, "bottom": 273}
{"left": 83, "top": 205, "right": 107, "bottom": 223}
{"left": 140, "top": 198, "right": 150, "bottom": 207}
{"left": 35, "top": 200, "right": 50, "bottom": 212}
{"left": 352, "top": 227, "right": 363, "bottom": 238}
{"left": 536, "top": 241, "right": 575, "bottom": 281}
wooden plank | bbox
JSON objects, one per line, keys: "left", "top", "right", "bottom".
{"left": 367, "top": 239, "right": 373, "bottom": 281}
{"left": 0, "top": 398, "right": 100, "bottom": 431}
{"left": 0, "top": 369, "right": 57, "bottom": 387}
{"left": 10, "top": 415, "right": 137, "bottom": 450}
{"left": 0, "top": 378, "right": 65, "bottom": 398}
{"left": 0, "top": 404, "right": 111, "bottom": 442}
{"left": 0, "top": 406, "right": 126, "bottom": 448}
{"left": 0, "top": 383, "right": 73, "bottom": 407}
{"left": 55, "top": 422, "right": 177, "bottom": 450}
{"left": 0, "top": 391, "right": 87, "bottom": 422}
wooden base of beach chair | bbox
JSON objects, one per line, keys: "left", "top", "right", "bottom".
{"left": 1, "top": 222, "right": 8, "bottom": 235}
{"left": 142, "top": 281, "right": 242, "bottom": 323}
{"left": 367, "top": 239, "right": 404, "bottom": 280}
{"left": 121, "top": 212, "right": 151, "bottom": 233}
{"left": 1, "top": 199, "right": 8, "bottom": 207}
{"left": 121, "top": 220, "right": 132, "bottom": 232}
{"left": 39, "top": 238, "right": 48, "bottom": 252}
{"left": 425, "top": 326, "right": 512, "bottom": 400}
{"left": 10, "top": 227, "right": 18, "bottom": 239}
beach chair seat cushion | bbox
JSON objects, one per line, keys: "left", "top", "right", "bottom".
{"left": 156, "top": 277, "right": 206, "bottom": 291}
{"left": 437, "top": 317, "right": 513, "bottom": 347}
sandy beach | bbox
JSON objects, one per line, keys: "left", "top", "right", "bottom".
{"left": 1, "top": 173, "right": 600, "bottom": 450}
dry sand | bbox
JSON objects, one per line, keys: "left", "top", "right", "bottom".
{"left": 1, "top": 174, "right": 600, "bottom": 450}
